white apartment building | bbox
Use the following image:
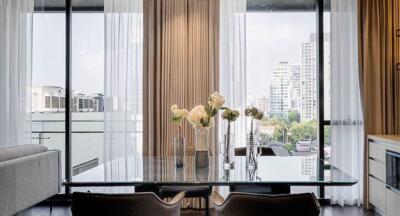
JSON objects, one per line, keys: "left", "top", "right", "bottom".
{"left": 257, "top": 96, "right": 269, "bottom": 116}
{"left": 269, "top": 62, "right": 290, "bottom": 118}
{"left": 301, "top": 35, "right": 317, "bottom": 121}
{"left": 300, "top": 34, "right": 330, "bottom": 121}
{"left": 289, "top": 64, "right": 301, "bottom": 112}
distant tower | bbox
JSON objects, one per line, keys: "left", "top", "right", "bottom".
{"left": 269, "top": 62, "right": 290, "bottom": 118}
{"left": 300, "top": 34, "right": 330, "bottom": 121}
{"left": 289, "top": 64, "right": 301, "bottom": 112}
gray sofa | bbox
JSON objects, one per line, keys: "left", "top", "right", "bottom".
{"left": 0, "top": 145, "right": 61, "bottom": 216}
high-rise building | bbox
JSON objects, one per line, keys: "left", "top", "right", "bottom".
{"left": 300, "top": 34, "right": 330, "bottom": 121}
{"left": 289, "top": 64, "right": 301, "bottom": 112}
{"left": 269, "top": 62, "right": 290, "bottom": 118}
{"left": 257, "top": 96, "right": 269, "bottom": 116}
{"left": 301, "top": 35, "right": 317, "bottom": 121}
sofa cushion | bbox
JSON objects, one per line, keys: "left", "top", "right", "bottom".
{"left": 0, "top": 144, "right": 48, "bottom": 162}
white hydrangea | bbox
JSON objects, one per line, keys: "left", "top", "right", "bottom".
{"left": 171, "top": 104, "right": 189, "bottom": 123}
{"left": 208, "top": 91, "right": 225, "bottom": 110}
{"left": 187, "top": 105, "right": 209, "bottom": 128}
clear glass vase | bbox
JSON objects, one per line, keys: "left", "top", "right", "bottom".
{"left": 195, "top": 128, "right": 209, "bottom": 168}
{"left": 246, "top": 133, "right": 259, "bottom": 170}
{"left": 223, "top": 133, "right": 235, "bottom": 169}
{"left": 174, "top": 137, "right": 185, "bottom": 167}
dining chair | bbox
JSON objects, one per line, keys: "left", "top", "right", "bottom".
{"left": 234, "top": 146, "right": 276, "bottom": 157}
{"left": 71, "top": 191, "right": 185, "bottom": 216}
{"left": 212, "top": 191, "right": 320, "bottom": 216}
{"left": 159, "top": 186, "right": 212, "bottom": 216}
{"left": 230, "top": 146, "right": 278, "bottom": 194}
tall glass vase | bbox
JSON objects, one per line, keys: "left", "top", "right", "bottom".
{"left": 246, "top": 133, "right": 259, "bottom": 170}
{"left": 174, "top": 137, "right": 185, "bottom": 167}
{"left": 195, "top": 128, "right": 209, "bottom": 168}
{"left": 223, "top": 133, "right": 235, "bottom": 169}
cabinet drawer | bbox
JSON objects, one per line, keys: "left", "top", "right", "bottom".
{"left": 369, "top": 141, "right": 386, "bottom": 163}
{"left": 386, "top": 187, "right": 400, "bottom": 216}
{"left": 369, "top": 176, "right": 386, "bottom": 212}
{"left": 369, "top": 159, "right": 385, "bottom": 182}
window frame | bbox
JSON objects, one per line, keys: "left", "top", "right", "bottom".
{"left": 34, "top": 0, "right": 330, "bottom": 199}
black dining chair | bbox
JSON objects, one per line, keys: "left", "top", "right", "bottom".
{"left": 234, "top": 146, "right": 276, "bottom": 157}
{"left": 159, "top": 186, "right": 212, "bottom": 216}
{"left": 71, "top": 191, "right": 185, "bottom": 216}
{"left": 212, "top": 191, "right": 320, "bottom": 216}
{"left": 230, "top": 147, "right": 282, "bottom": 194}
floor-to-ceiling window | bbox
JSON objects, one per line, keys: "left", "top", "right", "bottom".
{"left": 246, "top": 7, "right": 319, "bottom": 158}
{"left": 32, "top": 4, "right": 66, "bottom": 193}
{"left": 219, "top": 0, "right": 331, "bottom": 197}
{"left": 31, "top": 0, "right": 143, "bottom": 194}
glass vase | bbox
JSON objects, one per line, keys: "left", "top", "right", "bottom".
{"left": 223, "top": 133, "right": 235, "bottom": 169}
{"left": 195, "top": 128, "right": 209, "bottom": 168}
{"left": 174, "top": 137, "right": 185, "bottom": 167}
{"left": 246, "top": 133, "right": 259, "bottom": 170}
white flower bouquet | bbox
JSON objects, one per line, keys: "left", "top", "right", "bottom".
{"left": 187, "top": 91, "right": 225, "bottom": 129}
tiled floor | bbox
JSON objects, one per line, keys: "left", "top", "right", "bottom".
{"left": 18, "top": 205, "right": 376, "bottom": 216}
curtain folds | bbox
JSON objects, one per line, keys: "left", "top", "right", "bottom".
{"left": 357, "top": 0, "right": 400, "bottom": 207}
{"left": 103, "top": 0, "right": 143, "bottom": 181}
{"left": 143, "top": 0, "right": 219, "bottom": 157}
{"left": 143, "top": 0, "right": 219, "bottom": 208}
{"left": 329, "top": 0, "right": 364, "bottom": 206}
{"left": 0, "top": 0, "right": 33, "bottom": 147}
{"left": 219, "top": 0, "right": 247, "bottom": 148}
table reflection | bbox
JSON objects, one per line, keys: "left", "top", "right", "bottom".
{"left": 72, "top": 155, "right": 356, "bottom": 186}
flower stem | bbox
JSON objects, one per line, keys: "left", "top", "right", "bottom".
{"left": 225, "top": 122, "right": 231, "bottom": 164}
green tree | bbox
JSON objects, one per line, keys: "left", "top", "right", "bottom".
{"left": 324, "top": 126, "right": 331, "bottom": 145}
{"left": 289, "top": 120, "right": 317, "bottom": 145}
{"left": 288, "top": 110, "right": 301, "bottom": 124}
{"left": 270, "top": 117, "right": 290, "bottom": 144}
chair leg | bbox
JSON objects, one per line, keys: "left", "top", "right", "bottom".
{"left": 205, "top": 196, "right": 209, "bottom": 216}
{"left": 49, "top": 203, "right": 53, "bottom": 214}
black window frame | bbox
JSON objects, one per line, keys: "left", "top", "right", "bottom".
{"left": 33, "top": 0, "right": 330, "bottom": 200}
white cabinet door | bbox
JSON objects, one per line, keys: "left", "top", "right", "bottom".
{"left": 386, "top": 188, "right": 400, "bottom": 216}
{"left": 369, "top": 176, "right": 386, "bottom": 213}
{"left": 369, "top": 159, "right": 386, "bottom": 182}
{"left": 369, "top": 141, "right": 386, "bottom": 163}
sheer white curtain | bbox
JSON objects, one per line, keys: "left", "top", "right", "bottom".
{"left": 329, "top": 0, "right": 364, "bottom": 206}
{"left": 0, "top": 0, "right": 33, "bottom": 147}
{"left": 104, "top": 0, "right": 143, "bottom": 181}
{"left": 219, "top": 0, "right": 247, "bottom": 148}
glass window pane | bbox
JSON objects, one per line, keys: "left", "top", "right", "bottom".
{"left": 71, "top": 12, "right": 105, "bottom": 180}
{"left": 32, "top": 12, "right": 66, "bottom": 191}
{"left": 246, "top": 6, "right": 318, "bottom": 157}
{"left": 324, "top": 9, "right": 331, "bottom": 121}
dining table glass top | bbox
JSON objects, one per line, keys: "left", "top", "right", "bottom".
{"left": 71, "top": 155, "right": 357, "bottom": 186}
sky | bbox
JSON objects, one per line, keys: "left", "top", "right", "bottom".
{"left": 246, "top": 12, "right": 316, "bottom": 99}
{"left": 32, "top": 13, "right": 104, "bottom": 94}
{"left": 32, "top": 12, "right": 328, "bottom": 98}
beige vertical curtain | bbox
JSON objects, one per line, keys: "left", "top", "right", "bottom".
{"left": 357, "top": 0, "right": 400, "bottom": 208}
{"left": 143, "top": 0, "right": 219, "bottom": 157}
{"left": 143, "top": 0, "right": 219, "bottom": 209}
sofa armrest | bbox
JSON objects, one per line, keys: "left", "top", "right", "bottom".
{"left": 0, "top": 150, "right": 61, "bottom": 215}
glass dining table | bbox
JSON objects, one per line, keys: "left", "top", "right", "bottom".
{"left": 68, "top": 155, "right": 357, "bottom": 189}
